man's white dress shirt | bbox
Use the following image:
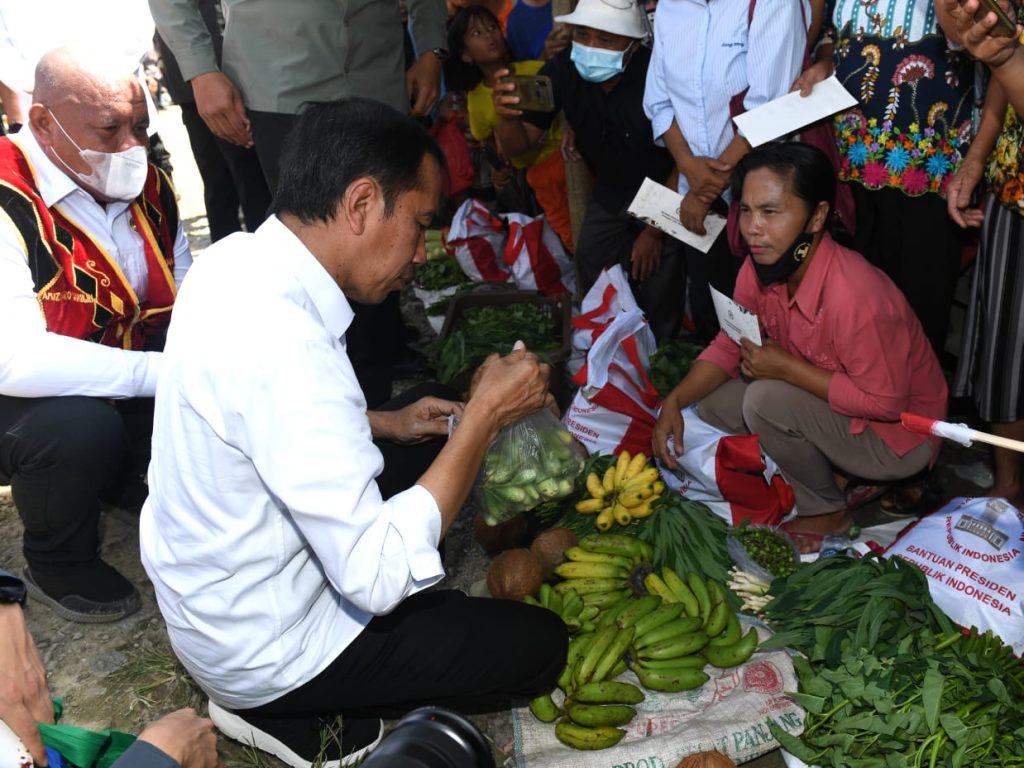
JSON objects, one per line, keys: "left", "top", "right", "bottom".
{"left": 0, "top": 129, "right": 191, "bottom": 398}
{"left": 643, "top": 0, "right": 809, "bottom": 198}
{"left": 140, "top": 216, "right": 446, "bottom": 710}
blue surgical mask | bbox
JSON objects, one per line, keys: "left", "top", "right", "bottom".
{"left": 570, "top": 41, "right": 629, "bottom": 83}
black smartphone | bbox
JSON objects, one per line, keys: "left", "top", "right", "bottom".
{"left": 973, "top": 0, "right": 1018, "bottom": 37}
{"left": 505, "top": 74, "right": 555, "bottom": 112}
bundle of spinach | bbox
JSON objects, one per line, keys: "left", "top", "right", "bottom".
{"left": 649, "top": 337, "right": 705, "bottom": 399}
{"left": 430, "top": 303, "right": 561, "bottom": 384}
{"left": 414, "top": 258, "right": 470, "bottom": 291}
{"left": 760, "top": 555, "right": 1024, "bottom": 767}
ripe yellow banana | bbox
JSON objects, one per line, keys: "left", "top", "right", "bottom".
{"left": 575, "top": 497, "right": 607, "bottom": 514}
{"left": 617, "top": 489, "right": 647, "bottom": 509}
{"left": 612, "top": 503, "right": 632, "bottom": 527}
{"left": 622, "top": 467, "right": 660, "bottom": 492}
{"left": 630, "top": 499, "right": 656, "bottom": 519}
{"left": 595, "top": 507, "right": 615, "bottom": 532}
{"left": 585, "top": 472, "right": 607, "bottom": 500}
{"left": 652, "top": 480, "right": 666, "bottom": 494}
{"left": 613, "top": 451, "right": 632, "bottom": 487}
{"left": 602, "top": 466, "right": 617, "bottom": 492}
{"left": 624, "top": 451, "right": 647, "bottom": 482}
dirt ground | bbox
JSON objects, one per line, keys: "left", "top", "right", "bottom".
{"left": 0, "top": 106, "right": 996, "bottom": 768}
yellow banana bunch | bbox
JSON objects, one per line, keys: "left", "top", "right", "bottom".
{"left": 573, "top": 451, "right": 664, "bottom": 528}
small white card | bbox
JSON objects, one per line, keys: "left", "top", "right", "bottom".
{"left": 627, "top": 177, "right": 726, "bottom": 254}
{"left": 710, "top": 286, "right": 762, "bottom": 346}
{"left": 732, "top": 75, "right": 858, "bottom": 148}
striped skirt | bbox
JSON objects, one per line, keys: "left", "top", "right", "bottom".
{"left": 953, "top": 196, "right": 1024, "bottom": 422}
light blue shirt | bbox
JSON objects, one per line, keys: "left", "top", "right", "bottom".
{"left": 644, "top": 0, "right": 810, "bottom": 197}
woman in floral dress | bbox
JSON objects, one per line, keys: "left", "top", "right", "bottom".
{"left": 827, "top": 0, "right": 974, "bottom": 356}
{"left": 948, "top": 2, "right": 1024, "bottom": 509}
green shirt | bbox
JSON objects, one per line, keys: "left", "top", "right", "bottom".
{"left": 149, "top": 0, "right": 447, "bottom": 114}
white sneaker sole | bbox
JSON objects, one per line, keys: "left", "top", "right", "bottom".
{"left": 207, "top": 700, "right": 382, "bottom": 768}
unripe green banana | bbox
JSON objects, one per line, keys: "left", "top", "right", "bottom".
{"left": 634, "top": 616, "right": 703, "bottom": 649}
{"left": 554, "top": 722, "right": 626, "bottom": 750}
{"left": 564, "top": 547, "right": 633, "bottom": 570}
{"left": 556, "top": 578, "right": 629, "bottom": 596}
{"left": 539, "top": 583, "right": 553, "bottom": 609}
{"left": 608, "top": 658, "right": 627, "bottom": 678}
{"left": 613, "top": 595, "right": 661, "bottom": 629}
{"left": 548, "top": 589, "right": 563, "bottom": 616}
{"left": 686, "top": 571, "right": 712, "bottom": 625}
{"left": 567, "top": 703, "right": 636, "bottom": 728}
{"left": 579, "top": 605, "right": 600, "bottom": 622}
{"left": 703, "top": 591, "right": 731, "bottom": 638}
{"left": 528, "top": 693, "right": 561, "bottom": 722}
{"left": 661, "top": 567, "right": 700, "bottom": 616}
{"left": 597, "top": 595, "right": 634, "bottom": 627}
{"left": 561, "top": 588, "right": 584, "bottom": 620}
{"left": 637, "top": 654, "right": 706, "bottom": 670}
{"left": 575, "top": 680, "right": 645, "bottom": 704}
{"left": 579, "top": 533, "right": 649, "bottom": 562}
{"left": 591, "top": 626, "right": 635, "bottom": 682}
{"left": 704, "top": 627, "right": 759, "bottom": 668}
{"left": 631, "top": 603, "right": 685, "bottom": 638}
{"left": 555, "top": 561, "right": 631, "bottom": 580}
{"left": 559, "top": 633, "right": 596, "bottom": 691}
{"left": 564, "top": 616, "right": 582, "bottom": 633}
{"left": 708, "top": 612, "right": 742, "bottom": 646}
{"left": 581, "top": 588, "right": 631, "bottom": 608}
{"left": 521, "top": 595, "right": 541, "bottom": 607}
{"left": 576, "top": 625, "right": 619, "bottom": 686}
{"left": 638, "top": 630, "right": 710, "bottom": 660}
{"left": 634, "top": 666, "right": 710, "bottom": 693}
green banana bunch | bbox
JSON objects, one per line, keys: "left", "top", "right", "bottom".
{"left": 524, "top": 584, "right": 600, "bottom": 634}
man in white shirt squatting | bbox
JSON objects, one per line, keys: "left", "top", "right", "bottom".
{"left": 141, "top": 97, "right": 568, "bottom": 768}
{"left": 0, "top": 46, "right": 191, "bottom": 624}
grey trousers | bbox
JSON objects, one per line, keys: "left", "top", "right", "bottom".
{"left": 696, "top": 379, "right": 932, "bottom": 517}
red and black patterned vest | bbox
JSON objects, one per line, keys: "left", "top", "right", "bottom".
{"left": 0, "top": 137, "right": 179, "bottom": 350}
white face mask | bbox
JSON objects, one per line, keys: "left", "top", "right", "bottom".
{"left": 47, "top": 109, "right": 149, "bottom": 201}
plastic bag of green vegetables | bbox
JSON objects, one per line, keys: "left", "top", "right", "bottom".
{"left": 476, "top": 409, "right": 585, "bottom": 525}
{"left": 726, "top": 524, "right": 799, "bottom": 581}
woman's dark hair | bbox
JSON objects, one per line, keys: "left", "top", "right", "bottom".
{"left": 444, "top": 5, "right": 505, "bottom": 92}
{"left": 730, "top": 141, "right": 837, "bottom": 221}
{"left": 271, "top": 97, "right": 445, "bottom": 224}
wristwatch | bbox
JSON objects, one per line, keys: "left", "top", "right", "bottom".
{"left": 0, "top": 573, "right": 27, "bottom": 608}
{"left": 428, "top": 47, "right": 449, "bottom": 63}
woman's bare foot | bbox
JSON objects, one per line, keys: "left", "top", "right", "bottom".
{"left": 782, "top": 509, "right": 853, "bottom": 554}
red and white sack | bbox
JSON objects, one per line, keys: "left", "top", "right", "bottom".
{"left": 562, "top": 309, "right": 660, "bottom": 456}
{"left": 502, "top": 212, "right": 576, "bottom": 297}
{"left": 446, "top": 198, "right": 510, "bottom": 284}
{"left": 570, "top": 265, "right": 639, "bottom": 353}
{"left": 658, "top": 406, "right": 795, "bottom": 526}
{"left": 886, "top": 496, "right": 1024, "bottom": 654}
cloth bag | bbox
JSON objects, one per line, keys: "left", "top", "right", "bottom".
{"left": 446, "top": 198, "right": 511, "bottom": 284}
{"left": 886, "top": 496, "right": 1024, "bottom": 655}
{"left": 513, "top": 634, "right": 806, "bottom": 767}
{"left": 658, "top": 406, "right": 795, "bottom": 526}
{"left": 502, "top": 212, "right": 576, "bottom": 297}
{"left": 562, "top": 309, "right": 660, "bottom": 456}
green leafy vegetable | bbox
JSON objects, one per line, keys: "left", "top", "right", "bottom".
{"left": 648, "top": 338, "right": 705, "bottom": 399}
{"left": 414, "top": 257, "right": 470, "bottom": 291}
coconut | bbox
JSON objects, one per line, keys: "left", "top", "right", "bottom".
{"left": 675, "top": 752, "right": 737, "bottom": 768}
{"left": 530, "top": 527, "right": 578, "bottom": 580}
{"left": 486, "top": 548, "right": 543, "bottom": 601}
{"left": 473, "top": 512, "right": 529, "bottom": 555}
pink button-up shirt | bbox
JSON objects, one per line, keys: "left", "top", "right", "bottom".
{"left": 699, "top": 234, "right": 947, "bottom": 458}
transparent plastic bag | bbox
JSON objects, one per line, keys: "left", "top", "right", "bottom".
{"left": 476, "top": 409, "right": 585, "bottom": 525}
{"left": 727, "top": 525, "right": 800, "bottom": 582}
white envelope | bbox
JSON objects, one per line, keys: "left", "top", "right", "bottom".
{"left": 732, "top": 75, "right": 858, "bottom": 148}
{"left": 711, "top": 286, "right": 762, "bottom": 346}
{"left": 627, "top": 176, "right": 726, "bottom": 254}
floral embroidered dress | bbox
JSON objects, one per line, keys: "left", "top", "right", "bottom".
{"left": 832, "top": 0, "right": 974, "bottom": 196}
{"left": 987, "top": 103, "right": 1024, "bottom": 215}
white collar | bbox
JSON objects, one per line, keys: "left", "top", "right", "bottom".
{"left": 256, "top": 215, "right": 355, "bottom": 340}
{"left": 11, "top": 127, "right": 131, "bottom": 216}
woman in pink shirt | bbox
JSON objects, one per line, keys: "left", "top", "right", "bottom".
{"left": 652, "top": 142, "right": 947, "bottom": 549}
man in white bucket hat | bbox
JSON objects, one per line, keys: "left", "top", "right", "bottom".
{"left": 492, "top": 0, "right": 687, "bottom": 343}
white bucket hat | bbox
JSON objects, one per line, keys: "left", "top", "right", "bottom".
{"left": 554, "top": 0, "right": 651, "bottom": 39}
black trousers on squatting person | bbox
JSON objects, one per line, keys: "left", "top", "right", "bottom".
{"left": 0, "top": 394, "right": 154, "bottom": 619}
{"left": 208, "top": 382, "right": 570, "bottom": 764}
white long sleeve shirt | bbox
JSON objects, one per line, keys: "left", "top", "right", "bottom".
{"left": 644, "top": 0, "right": 809, "bottom": 198}
{"left": 139, "top": 216, "right": 445, "bottom": 709}
{"left": 0, "top": 129, "right": 191, "bottom": 398}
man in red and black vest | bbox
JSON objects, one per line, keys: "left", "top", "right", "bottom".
{"left": 0, "top": 46, "right": 191, "bottom": 622}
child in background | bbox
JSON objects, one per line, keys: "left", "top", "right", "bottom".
{"left": 446, "top": 5, "right": 573, "bottom": 249}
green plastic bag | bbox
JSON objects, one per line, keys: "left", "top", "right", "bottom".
{"left": 39, "top": 699, "right": 136, "bottom": 768}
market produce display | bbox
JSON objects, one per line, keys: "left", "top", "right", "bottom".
{"left": 477, "top": 412, "right": 583, "bottom": 526}
{"left": 430, "top": 303, "right": 561, "bottom": 384}
{"left": 521, "top": 532, "right": 761, "bottom": 750}
{"left": 728, "top": 524, "right": 798, "bottom": 579}
{"left": 413, "top": 256, "right": 468, "bottom": 291}
{"left": 759, "top": 555, "right": 1024, "bottom": 767}
{"left": 573, "top": 450, "right": 664, "bottom": 530}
